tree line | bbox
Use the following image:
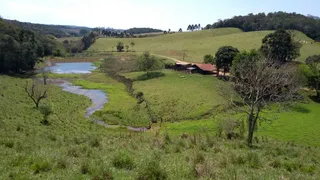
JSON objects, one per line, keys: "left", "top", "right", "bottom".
{"left": 0, "top": 18, "right": 66, "bottom": 73}
{"left": 5, "top": 19, "right": 92, "bottom": 38}
{"left": 205, "top": 12, "right": 320, "bottom": 41}
{"left": 126, "top": 28, "right": 163, "bottom": 34}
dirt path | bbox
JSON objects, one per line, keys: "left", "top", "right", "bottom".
{"left": 152, "top": 54, "right": 194, "bottom": 64}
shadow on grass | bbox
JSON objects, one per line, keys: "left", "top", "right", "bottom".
{"left": 291, "top": 105, "right": 311, "bottom": 114}
{"left": 309, "top": 95, "right": 320, "bottom": 103}
{"left": 136, "top": 72, "right": 165, "bottom": 81}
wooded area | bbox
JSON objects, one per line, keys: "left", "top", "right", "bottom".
{"left": 205, "top": 12, "right": 320, "bottom": 41}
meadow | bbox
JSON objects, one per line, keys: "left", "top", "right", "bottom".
{"left": 1, "top": 53, "right": 320, "bottom": 179}
{"left": 89, "top": 28, "right": 320, "bottom": 63}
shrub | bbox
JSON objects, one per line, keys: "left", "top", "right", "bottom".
{"left": 56, "top": 158, "right": 68, "bottom": 169}
{"left": 247, "top": 151, "right": 262, "bottom": 169}
{"left": 116, "top": 42, "right": 124, "bottom": 52}
{"left": 136, "top": 72, "right": 165, "bottom": 81}
{"left": 269, "top": 159, "right": 281, "bottom": 168}
{"left": 193, "top": 152, "right": 205, "bottom": 164}
{"left": 137, "top": 158, "right": 167, "bottom": 180}
{"left": 112, "top": 151, "right": 135, "bottom": 170}
{"left": 88, "top": 136, "right": 101, "bottom": 148}
{"left": 31, "top": 159, "right": 52, "bottom": 174}
{"left": 81, "top": 162, "right": 89, "bottom": 174}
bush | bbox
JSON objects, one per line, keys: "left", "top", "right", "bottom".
{"left": 116, "top": 42, "right": 124, "bottom": 52}
{"left": 247, "top": 151, "right": 261, "bottom": 169}
{"left": 136, "top": 72, "right": 165, "bottom": 81}
{"left": 31, "top": 159, "right": 52, "bottom": 174}
{"left": 112, "top": 151, "right": 135, "bottom": 170}
{"left": 137, "top": 158, "right": 167, "bottom": 180}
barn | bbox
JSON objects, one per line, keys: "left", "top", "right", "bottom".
{"left": 191, "top": 63, "right": 216, "bottom": 74}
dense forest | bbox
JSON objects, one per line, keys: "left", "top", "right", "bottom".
{"left": 0, "top": 18, "right": 66, "bottom": 73}
{"left": 4, "top": 19, "right": 92, "bottom": 38}
{"left": 126, "top": 28, "right": 163, "bottom": 34}
{"left": 205, "top": 12, "right": 320, "bottom": 41}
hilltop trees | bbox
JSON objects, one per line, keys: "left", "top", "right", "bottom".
{"left": 215, "top": 46, "right": 239, "bottom": 76}
{"left": 207, "top": 11, "right": 320, "bottom": 41}
{"left": 229, "top": 50, "right": 302, "bottom": 146}
{"left": 260, "top": 29, "right": 301, "bottom": 64}
{"left": 178, "top": 28, "right": 182, "bottom": 32}
{"left": 187, "top": 24, "right": 201, "bottom": 31}
{"left": 306, "top": 55, "right": 320, "bottom": 100}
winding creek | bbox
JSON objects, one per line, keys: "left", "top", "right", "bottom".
{"left": 47, "top": 62, "right": 149, "bottom": 131}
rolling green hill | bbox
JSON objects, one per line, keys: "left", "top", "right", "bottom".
{"left": 89, "top": 28, "right": 320, "bottom": 62}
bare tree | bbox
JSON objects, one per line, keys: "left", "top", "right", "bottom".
{"left": 220, "top": 53, "right": 302, "bottom": 146}
{"left": 25, "top": 79, "right": 48, "bottom": 108}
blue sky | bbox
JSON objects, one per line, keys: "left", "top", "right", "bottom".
{"left": 1, "top": 0, "right": 319, "bottom": 30}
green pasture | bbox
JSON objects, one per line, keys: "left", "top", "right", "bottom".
{"left": 89, "top": 28, "right": 320, "bottom": 62}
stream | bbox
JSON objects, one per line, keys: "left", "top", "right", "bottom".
{"left": 46, "top": 62, "right": 149, "bottom": 131}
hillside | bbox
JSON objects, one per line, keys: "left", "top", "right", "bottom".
{"left": 89, "top": 28, "right": 320, "bottom": 62}
{"left": 4, "top": 19, "right": 92, "bottom": 38}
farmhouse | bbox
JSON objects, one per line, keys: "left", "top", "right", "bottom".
{"left": 191, "top": 63, "right": 216, "bottom": 74}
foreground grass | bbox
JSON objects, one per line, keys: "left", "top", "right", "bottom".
{"left": 1, "top": 74, "right": 320, "bottom": 179}
{"left": 89, "top": 28, "right": 320, "bottom": 62}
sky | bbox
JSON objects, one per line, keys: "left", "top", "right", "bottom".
{"left": 1, "top": 0, "right": 319, "bottom": 31}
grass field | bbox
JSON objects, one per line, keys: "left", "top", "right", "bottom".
{"left": 89, "top": 28, "right": 320, "bottom": 63}
{"left": 1, "top": 52, "right": 320, "bottom": 179}
{"left": 123, "top": 70, "right": 227, "bottom": 122}
{"left": 1, "top": 74, "right": 320, "bottom": 179}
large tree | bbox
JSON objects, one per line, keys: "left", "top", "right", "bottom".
{"left": 229, "top": 50, "right": 302, "bottom": 146}
{"left": 215, "top": 46, "right": 239, "bottom": 76}
{"left": 137, "top": 52, "right": 162, "bottom": 74}
{"left": 260, "top": 29, "right": 301, "bottom": 64}
{"left": 306, "top": 55, "right": 320, "bottom": 100}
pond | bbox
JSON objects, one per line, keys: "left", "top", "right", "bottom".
{"left": 45, "top": 62, "right": 96, "bottom": 74}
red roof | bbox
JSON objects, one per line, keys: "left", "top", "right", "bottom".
{"left": 193, "top": 63, "right": 216, "bottom": 71}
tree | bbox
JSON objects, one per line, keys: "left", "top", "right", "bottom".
{"left": 178, "top": 28, "right": 182, "bottom": 32}
{"left": 25, "top": 79, "right": 48, "bottom": 108}
{"left": 137, "top": 52, "right": 162, "bottom": 74}
{"left": 187, "top": 25, "right": 191, "bottom": 31}
{"left": 228, "top": 51, "right": 302, "bottom": 146}
{"left": 116, "top": 42, "right": 124, "bottom": 52}
{"left": 125, "top": 45, "right": 129, "bottom": 52}
{"left": 203, "top": 54, "right": 214, "bottom": 64}
{"left": 130, "top": 42, "right": 135, "bottom": 51}
{"left": 215, "top": 46, "right": 239, "bottom": 76}
{"left": 306, "top": 55, "right": 320, "bottom": 100}
{"left": 198, "top": 24, "right": 201, "bottom": 30}
{"left": 260, "top": 29, "right": 301, "bottom": 64}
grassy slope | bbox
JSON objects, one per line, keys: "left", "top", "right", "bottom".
{"left": 124, "top": 70, "right": 226, "bottom": 122}
{"left": 2, "top": 75, "right": 320, "bottom": 179}
{"left": 124, "top": 69, "right": 320, "bottom": 147}
{"left": 89, "top": 28, "right": 320, "bottom": 62}
{"left": 73, "top": 73, "right": 150, "bottom": 126}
